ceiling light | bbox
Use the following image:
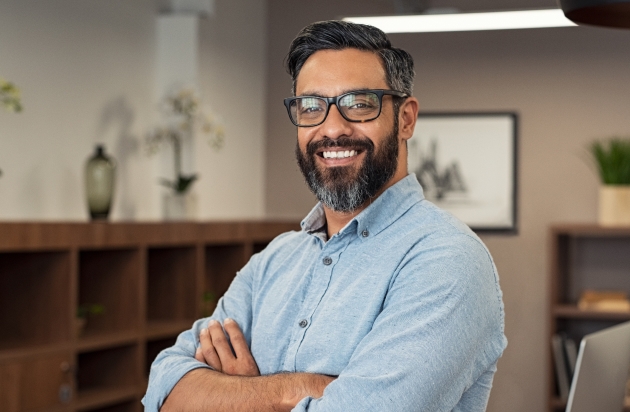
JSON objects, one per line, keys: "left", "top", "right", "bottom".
{"left": 343, "top": 9, "right": 577, "bottom": 33}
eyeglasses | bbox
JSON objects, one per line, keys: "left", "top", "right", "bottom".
{"left": 283, "top": 89, "right": 408, "bottom": 127}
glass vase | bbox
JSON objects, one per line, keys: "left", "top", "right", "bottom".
{"left": 85, "top": 145, "right": 116, "bottom": 220}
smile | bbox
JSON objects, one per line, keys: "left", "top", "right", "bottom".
{"left": 321, "top": 150, "right": 359, "bottom": 159}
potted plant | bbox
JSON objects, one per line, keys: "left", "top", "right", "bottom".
{"left": 76, "top": 303, "right": 105, "bottom": 336}
{"left": 589, "top": 138, "right": 630, "bottom": 226}
{"left": 146, "top": 88, "right": 225, "bottom": 219}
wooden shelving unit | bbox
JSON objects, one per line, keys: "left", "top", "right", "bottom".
{"left": 548, "top": 224, "right": 630, "bottom": 412}
{"left": 0, "top": 221, "right": 298, "bottom": 412}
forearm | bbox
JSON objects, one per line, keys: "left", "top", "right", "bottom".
{"left": 160, "top": 368, "right": 334, "bottom": 412}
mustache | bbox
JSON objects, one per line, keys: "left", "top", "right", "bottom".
{"left": 306, "top": 136, "right": 374, "bottom": 157}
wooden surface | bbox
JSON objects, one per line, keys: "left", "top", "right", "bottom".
{"left": 0, "top": 221, "right": 299, "bottom": 412}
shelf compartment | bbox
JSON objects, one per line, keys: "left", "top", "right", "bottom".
{"left": 556, "top": 318, "right": 628, "bottom": 344}
{"left": 79, "top": 249, "right": 141, "bottom": 336}
{"left": 0, "top": 350, "right": 73, "bottom": 411}
{"left": 145, "top": 336, "right": 178, "bottom": 378}
{"left": 205, "top": 244, "right": 247, "bottom": 299}
{"left": 561, "top": 236, "right": 630, "bottom": 304}
{"left": 147, "top": 247, "right": 197, "bottom": 323}
{"left": 551, "top": 396, "right": 630, "bottom": 412}
{"left": 77, "top": 331, "right": 140, "bottom": 353}
{"left": 77, "top": 344, "right": 140, "bottom": 398}
{"left": 0, "top": 251, "right": 71, "bottom": 350}
{"left": 553, "top": 305, "right": 630, "bottom": 320}
{"left": 75, "top": 387, "right": 139, "bottom": 412}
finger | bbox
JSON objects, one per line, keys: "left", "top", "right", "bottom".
{"left": 199, "top": 327, "right": 222, "bottom": 371}
{"left": 195, "top": 347, "right": 204, "bottom": 362}
{"left": 208, "top": 320, "right": 235, "bottom": 362}
{"left": 223, "top": 318, "right": 251, "bottom": 360}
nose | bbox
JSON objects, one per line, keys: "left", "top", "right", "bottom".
{"left": 319, "top": 103, "right": 353, "bottom": 140}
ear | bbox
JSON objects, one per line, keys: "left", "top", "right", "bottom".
{"left": 398, "top": 96, "right": 419, "bottom": 142}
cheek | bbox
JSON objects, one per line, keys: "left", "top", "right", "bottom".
{"left": 297, "top": 129, "right": 318, "bottom": 152}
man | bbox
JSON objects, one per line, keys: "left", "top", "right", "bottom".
{"left": 143, "top": 20, "right": 506, "bottom": 412}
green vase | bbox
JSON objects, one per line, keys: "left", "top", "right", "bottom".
{"left": 85, "top": 145, "right": 116, "bottom": 220}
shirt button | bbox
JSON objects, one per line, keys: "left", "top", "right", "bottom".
{"left": 323, "top": 256, "right": 332, "bottom": 265}
{"left": 361, "top": 229, "right": 369, "bottom": 237}
{"left": 299, "top": 319, "right": 308, "bottom": 328}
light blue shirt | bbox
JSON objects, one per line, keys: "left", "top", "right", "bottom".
{"left": 143, "top": 174, "right": 507, "bottom": 411}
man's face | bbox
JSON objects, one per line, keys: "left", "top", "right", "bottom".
{"left": 294, "top": 49, "right": 403, "bottom": 213}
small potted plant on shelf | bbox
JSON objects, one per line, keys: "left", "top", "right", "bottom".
{"left": 589, "top": 138, "right": 630, "bottom": 226}
{"left": 76, "top": 303, "right": 105, "bottom": 336}
{"left": 202, "top": 291, "right": 217, "bottom": 318}
{"left": 146, "top": 88, "right": 225, "bottom": 220}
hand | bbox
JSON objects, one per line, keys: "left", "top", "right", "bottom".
{"left": 195, "top": 318, "right": 260, "bottom": 377}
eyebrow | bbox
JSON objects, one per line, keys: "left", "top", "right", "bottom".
{"left": 297, "top": 87, "right": 374, "bottom": 98}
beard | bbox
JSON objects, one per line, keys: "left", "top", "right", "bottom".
{"left": 295, "top": 120, "right": 399, "bottom": 213}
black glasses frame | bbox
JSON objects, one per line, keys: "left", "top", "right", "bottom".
{"left": 283, "top": 89, "right": 408, "bottom": 127}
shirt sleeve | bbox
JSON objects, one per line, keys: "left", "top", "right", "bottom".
{"left": 141, "top": 251, "right": 260, "bottom": 412}
{"left": 292, "top": 234, "right": 507, "bottom": 412}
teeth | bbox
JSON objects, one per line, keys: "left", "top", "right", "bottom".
{"left": 323, "top": 150, "right": 357, "bottom": 159}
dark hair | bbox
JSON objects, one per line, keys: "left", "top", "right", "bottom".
{"left": 285, "top": 20, "right": 415, "bottom": 98}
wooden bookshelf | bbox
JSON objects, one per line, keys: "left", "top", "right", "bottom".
{"left": 0, "top": 221, "right": 298, "bottom": 412}
{"left": 548, "top": 224, "right": 630, "bottom": 412}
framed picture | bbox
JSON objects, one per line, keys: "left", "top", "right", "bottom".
{"left": 408, "top": 112, "right": 518, "bottom": 233}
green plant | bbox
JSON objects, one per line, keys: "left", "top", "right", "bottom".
{"left": 1, "top": 77, "right": 22, "bottom": 178}
{"left": 0, "top": 77, "right": 22, "bottom": 113}
{"left": 202, "top": 291, "right": 217, "bottom": 317}
{"left": 589, "top": 138, "right": 630, "bottom": 185}
{"left": 147, "top": 89, "right": 225, "bottom": 194}
{"left": 77, "top": 303, "right": 105, "bottom": 319}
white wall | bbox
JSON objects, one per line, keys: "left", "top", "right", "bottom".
{"left": 196, "top": 0, "right": 267, "bottom": 219}
{"left": 0, "top": 0, "right": 266, "bottom": 220}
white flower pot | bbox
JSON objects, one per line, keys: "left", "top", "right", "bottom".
{"left": 599, "top": 185, "right": 630, "bottom": 226}
{"left": 163, "top": 192, "right": 198, "bottom": 220}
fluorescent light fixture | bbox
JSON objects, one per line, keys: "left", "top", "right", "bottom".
{"left": 343, "top": 9, "right": 577, "bottom": 33}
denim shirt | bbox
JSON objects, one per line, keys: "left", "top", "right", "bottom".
{"left": 143, "top": 174, "right": 507, "bottom": 412}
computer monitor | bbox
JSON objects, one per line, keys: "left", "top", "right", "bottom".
{"left": 566, "top": 320, "right": 630, "bottom": 412}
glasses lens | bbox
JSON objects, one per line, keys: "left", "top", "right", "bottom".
{"left": 338, "top": 92, "right": 380, "bottom": 122}
{"left": 291, "top": 97, "right": 327, "bottom": 126}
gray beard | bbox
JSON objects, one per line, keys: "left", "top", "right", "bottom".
{"left": 295, "top": 122, "right": 399, "bottom": 213}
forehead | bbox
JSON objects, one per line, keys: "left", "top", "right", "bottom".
{"left": 295, "top": 48, "right": 388, "bottom": 96}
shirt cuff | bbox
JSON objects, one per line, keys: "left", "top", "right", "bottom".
{"left": 142, "top": 360, "right": 211, "bottom": 412}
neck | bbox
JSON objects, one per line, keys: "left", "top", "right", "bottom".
{"left": 323, "top": 169, "right": 408, "bottom": 238}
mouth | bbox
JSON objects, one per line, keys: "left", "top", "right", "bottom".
{"left": 319, "top": 149, "right": 361, "bottom": 160}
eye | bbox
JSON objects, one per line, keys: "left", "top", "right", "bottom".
{"left": 297, "top": 98, "right": 325, "bottom": 115}
{"left": 341, "top": 93, "right": 379, "bottom": 111}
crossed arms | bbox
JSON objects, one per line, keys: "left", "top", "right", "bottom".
{"left": 161, "top": 318, "right": 335, "bottom": 412}
{"left": 144, "top": 233, "right": 505, "bottom": 412}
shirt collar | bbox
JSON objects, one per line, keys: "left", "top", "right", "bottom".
{"left": 300, "top": 174, "right": 425, "bottom": 241}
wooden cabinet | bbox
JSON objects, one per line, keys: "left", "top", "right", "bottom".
{"left": 0, "top": 221, "right": 298, "bottom": 412}
{"left": 548, "top": 224, "right": 630, "bottom": 412}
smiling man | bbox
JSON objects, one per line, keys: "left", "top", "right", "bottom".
{"left": 143, "top": 20, "right": 506, "bottom": 412}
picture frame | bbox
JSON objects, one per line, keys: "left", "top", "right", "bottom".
{"left": 408, "top": 112, "right": 518, "bottom": 234}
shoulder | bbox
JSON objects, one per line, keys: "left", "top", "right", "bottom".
{"left": 390, "top": 199, "right": 503, "bottom": 317}
{"left": 388, "top": 198, "right": 492, "bottom": 268}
